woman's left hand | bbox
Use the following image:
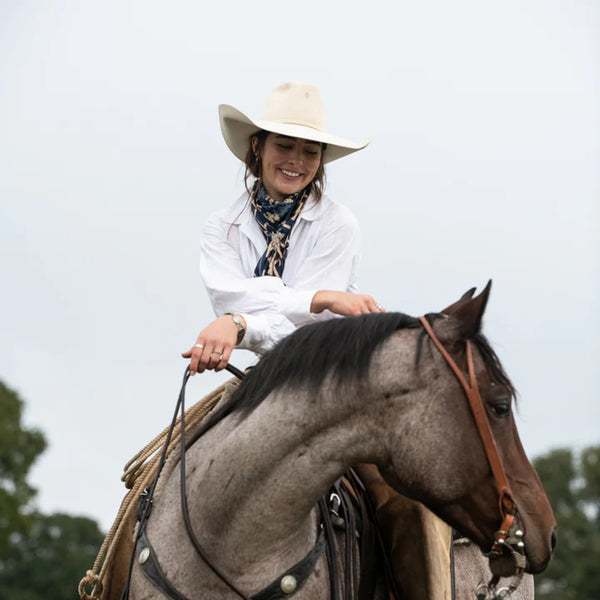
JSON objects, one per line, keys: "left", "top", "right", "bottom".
{"left": 310, "top": 290, "right": 386, "bottom": 316}
{"left": 182, "top": 315, "right": 240, "bottom": 375}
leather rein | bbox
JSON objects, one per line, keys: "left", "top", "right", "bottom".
{"left": 418, "top": 316, "right": 527, "bottom": 595}
{"left": 124, "top": 366, "right": 393, "bottom": 600}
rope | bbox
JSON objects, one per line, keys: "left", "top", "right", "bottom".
{"left": 79, "top": 378, "right": 238, "bottom": 600}
{"left": 122, "top": 382, "right": 227, "bottom": 488}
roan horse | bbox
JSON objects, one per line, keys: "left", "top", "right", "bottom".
{"left": 127, "top": 284, "right": 556, "bottom": 599}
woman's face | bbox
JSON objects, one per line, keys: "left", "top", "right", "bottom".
{"left": 254, "top": 133, "right": 322, "bottom": 200}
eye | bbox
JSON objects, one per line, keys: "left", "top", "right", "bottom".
{"left": 277, "top": 144, "right": 292, "bottom": 150}
{"left": 490, "top": 402, "right": 511, "bottom": 418}
{"left": 305, "top": 149, "right": 319, "bottom": 156}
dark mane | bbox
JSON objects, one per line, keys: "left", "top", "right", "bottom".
{"left": 186, "top": 311, "right": 516, "bottom": 448}
{"left": 186, "top": 313, "right": 419, "bottom": 446}
{"left": 234, "top": 312, "right": 420, "bottom": 418}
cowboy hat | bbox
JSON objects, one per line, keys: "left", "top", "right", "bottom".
{"left": 219, "top": 81, "right": 371, "bottom": 164}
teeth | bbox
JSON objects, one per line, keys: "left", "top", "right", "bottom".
{"left": 281, "top": 169, "right": 301, "bottom": 177}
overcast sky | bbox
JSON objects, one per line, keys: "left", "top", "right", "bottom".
{"left": 1, "top": 1, "right": 598, "bottom": 532}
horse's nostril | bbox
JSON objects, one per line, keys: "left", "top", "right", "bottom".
{"left": 550, "top": 528, "right": 557, "bottom": 553}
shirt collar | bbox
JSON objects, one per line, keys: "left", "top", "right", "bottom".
{"left": 222, "top": 191, "right": 326, "bottom": 225}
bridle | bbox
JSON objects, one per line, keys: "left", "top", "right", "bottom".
{"left": 122, "top": 317, "right": 527, "bottom": 600}
{"left": 418, "top": 316, "right": 527, "bottom": 598}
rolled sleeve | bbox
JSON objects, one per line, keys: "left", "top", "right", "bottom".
{"left": 199, "top": 194, "right": 361, "bottom": 354}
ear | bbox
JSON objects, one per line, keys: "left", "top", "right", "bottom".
{"left": 441, "top": 287, "right": 476, "bottom": 316}
{"left": 436, "top": 280, "right": 492, "bottom": 342}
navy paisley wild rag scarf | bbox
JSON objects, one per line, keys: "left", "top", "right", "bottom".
{"left": 251, "top": 180, "right": 310, "bottom": 278}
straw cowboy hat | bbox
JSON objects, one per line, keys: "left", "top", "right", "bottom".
{"left": 219, "top": 81, "right": 371, "bottom": 164}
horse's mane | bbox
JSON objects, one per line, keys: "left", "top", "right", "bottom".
{"left": 186, "top": 312, "right": 515, "bottom": 447}
{"left": 186, "top": 313, "right": 418, "bottom": 446}
{"left": 235, "top": 312, "right": 421, "bottom": 417}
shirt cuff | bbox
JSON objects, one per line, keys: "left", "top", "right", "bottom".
{"left": 278, "top": 288, "right": 318, "bottom": 323}
{"left": 237, "top": 313, "right": 268, "bottom": 353}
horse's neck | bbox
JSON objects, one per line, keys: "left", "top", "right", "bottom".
{"left": 185, "top": 369, "right": 410, "bottom": 561}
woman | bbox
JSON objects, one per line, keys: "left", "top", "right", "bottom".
{"left": 181, "top": 82, "right": 458, "bottom": 599}
{"left": 183, "top": 81, "right": 383, "bottom": 374}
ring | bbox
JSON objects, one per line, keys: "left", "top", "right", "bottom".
{"left": 376, "top": 303, "right": 383, "bottom": 310}
{"left": 210, "top": 351, "right": 223, "bottom": 360}
{"left": 194, "top": 344, "right": 204, "bottom": 349}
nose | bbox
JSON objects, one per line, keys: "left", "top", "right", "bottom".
{"left": 289, "top": 145, "right": 303, "bottom": 164}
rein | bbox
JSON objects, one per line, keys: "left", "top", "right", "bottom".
{"left": 418, "top": 316, "right": 526, "bottom": 596}
{"left": 125, "top": 365, "right": 357, "bottom": 600}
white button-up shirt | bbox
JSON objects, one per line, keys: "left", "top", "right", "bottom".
{"left": 200, "top": 192, "right": 361, "bottom": 354}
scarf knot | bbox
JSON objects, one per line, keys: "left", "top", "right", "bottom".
{"left": 251, "top": 181, "right": 309, "bottom": 277}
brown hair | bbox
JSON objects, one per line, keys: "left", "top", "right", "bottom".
{"left": 243, "top": 130, "right": 327, "bottom": 202}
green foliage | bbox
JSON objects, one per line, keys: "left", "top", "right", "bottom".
{"left": 0, "top": 381, "right": 46, "bottom": 555}
{"left": 0, "top": 512, "right": 104, "bottom": 600}
{"left": 534, "top": 446, "right": 600, "bottom": 600}
{"left": 0, "top": 380, "right": 105, "bottom": 599}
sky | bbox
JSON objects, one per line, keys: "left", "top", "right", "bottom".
{"left": 1, "top": 1, "right": 598, "bottom": 533}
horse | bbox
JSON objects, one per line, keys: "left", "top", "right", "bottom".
{"left": 126, "top": 283, "right": 556, "bottom": 599}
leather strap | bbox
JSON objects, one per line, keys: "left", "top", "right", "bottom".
{"left": 251, "top": 527, "right": 326, "bottom": 600}
{"left": 418, "top": 316, "right": 518, "bottom": 550}
{"left": 137, "top": 528, "right": 190, "bottom": 600}
{"left": 138, "top": 525, "right": 327, "bottom": 600}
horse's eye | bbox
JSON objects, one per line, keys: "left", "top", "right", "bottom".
{"left": 490, "top": 402, "right": 511, "bottom": 418}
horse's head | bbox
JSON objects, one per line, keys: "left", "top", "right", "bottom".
{"left": 381, "top": 282, "right": 556, "bottom": 577}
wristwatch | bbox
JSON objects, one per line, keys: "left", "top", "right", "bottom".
{"left": 225, "top": 313, "right": 246, "bottom": 345}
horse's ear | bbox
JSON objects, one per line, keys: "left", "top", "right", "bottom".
{"left": 441, "top": 287, "right": 477, "bottom": 316}
{"left": 436, "top": 281, "right": 492, "bottom": 341}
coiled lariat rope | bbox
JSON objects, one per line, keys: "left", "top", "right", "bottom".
{"left": 78, "top": 378, "right": 238, "bottom": 600}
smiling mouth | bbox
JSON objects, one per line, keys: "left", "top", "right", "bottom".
{"left": 280, "top": 169, "right": 302, "bottom": 178}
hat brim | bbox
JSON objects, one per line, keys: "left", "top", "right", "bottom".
{"left": 219, "top": 104, "right": 371, "bottom": 165}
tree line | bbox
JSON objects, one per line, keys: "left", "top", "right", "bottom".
{"left": 0, "top": 380, "right": 598, "bottom": 598}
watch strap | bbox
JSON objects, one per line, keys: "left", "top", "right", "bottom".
{"left": 224, "top": 313, "right": 245, "bottom": 345}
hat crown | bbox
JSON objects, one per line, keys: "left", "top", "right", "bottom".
{"left": 261, "top": 82, "right": 327, "bottom": 133}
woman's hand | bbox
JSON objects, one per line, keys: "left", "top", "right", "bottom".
{"left": 310, "top": 290, "right": 386, "bottom": 316}
{"left": 182, "top": 315, "right": 245, "bottom": 375}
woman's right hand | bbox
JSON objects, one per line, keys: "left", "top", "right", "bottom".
{"left": 310, "top": 290, "right": 386, "bottom": 316}
{"left": 182, "top": 315, "right": 243, "bottom": 375}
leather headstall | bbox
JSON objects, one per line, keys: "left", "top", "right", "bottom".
{"left": 418, "top": 317, "right": 526, "bottom": 585}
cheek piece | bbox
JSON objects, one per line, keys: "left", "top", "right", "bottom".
{"left": 418, "top": 316, "right": 526, "bottom": 597}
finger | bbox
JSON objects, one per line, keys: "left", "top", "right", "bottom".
{"left": 214, "top": 346, "right": 233, "bottom": 372}
{"left": 189, "top": 348, "right": 204, "bottom": 376}
{"left": 197, "top": 347, "right": 214, "bottom": 374}
{"left": 188, "top": 341, "right": 208, "bottom": 375}
{"left": 364, "top": 298, "right": 378, "bottom": 314}
{"left": 207, "top": 349, "right": 224, "bottom": 371}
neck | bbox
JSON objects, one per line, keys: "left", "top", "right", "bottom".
{"left": 183, "top": 371, "right": 412, "bottom": 561}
